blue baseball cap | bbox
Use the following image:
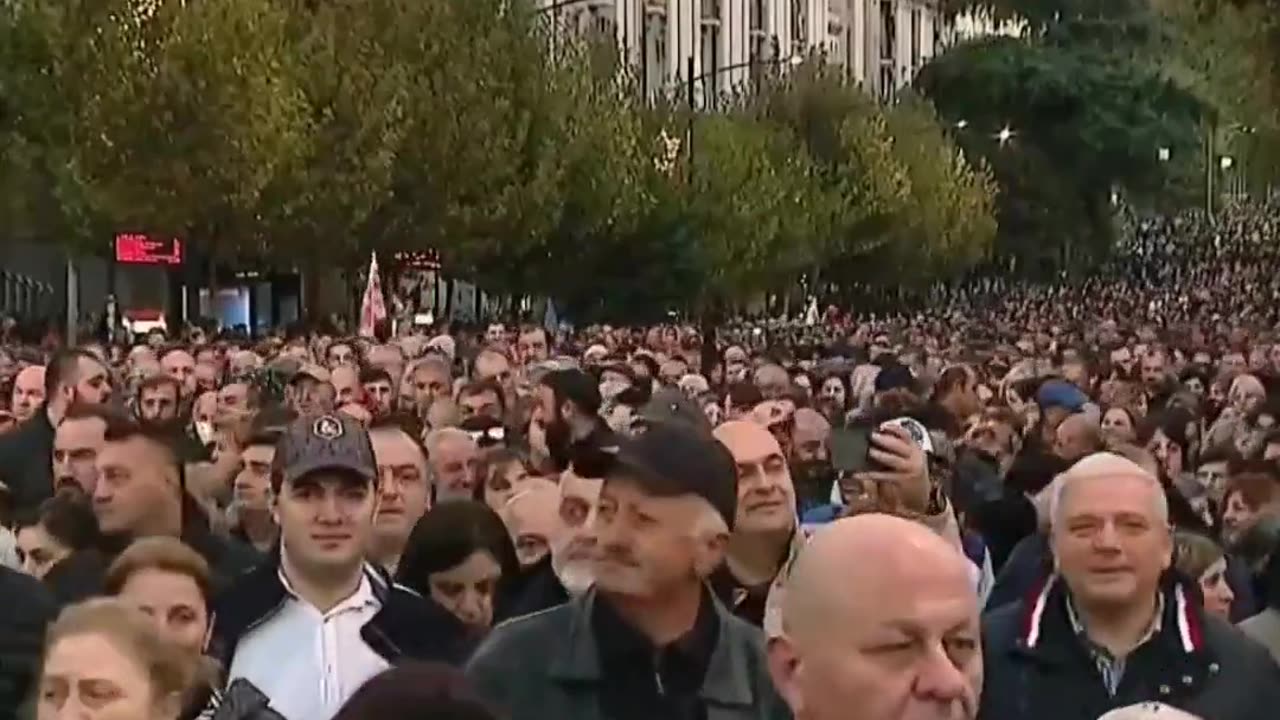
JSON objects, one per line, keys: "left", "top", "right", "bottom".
{"left": 1036, "top": 380, "right": 1088, "bottom": 414}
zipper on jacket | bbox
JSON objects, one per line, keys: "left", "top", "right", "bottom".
{"left": 654, "top": 651, "right": 665, "bottom": 695}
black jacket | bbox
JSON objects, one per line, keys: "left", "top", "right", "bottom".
{"left": 0, "top": 411, "right": 55, "bottom": 513}
{"left": 179, "top": 497, "right": 261, "bottom": 592}
{"left": 0, "top": 567, "right": 56, "bottom": 720}
{"left": 499, "top": 556, "right": 569, "bottom": 622}
{"left": 209, "top": 554, "right": 473, "bottom": 670}
{"left": 99, "top": 493, "right": 261, "bottom": 595}
{"left": 466, "top": 587, "right": 791, "bottom": 720}
{"left": 42, "top": 549, "right": 108, "bottom": 607}
{"left": 980, "top": 575, "right": 1280, "bottom": 720}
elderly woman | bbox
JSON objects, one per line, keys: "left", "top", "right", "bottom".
{"left": 37, "top": 598, "right": 201, "bottom": 720}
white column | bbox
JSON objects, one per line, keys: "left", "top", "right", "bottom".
{"left": 725, "top": 0, "right": 750, "bottom": 88}
{"left": 897, "top": 0, "right": 910, "bottom": 88}
{"left": 808, "top": 0, "right": 826, "bottom": 54}
{"left": 852, "top": 0, "right": 866, "bottom": 86}
{"left": 616, "top": 0, "right": 643, "bottom": 68}
{"left": 667, "top": 0, "right": 700, "bottom": 80}
{"left": 769, "top": 0, "right": 791, "bottom": 57}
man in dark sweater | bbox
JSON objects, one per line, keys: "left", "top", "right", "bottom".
{"left": 0, "top": 566, "right": 56, "bottom": 720}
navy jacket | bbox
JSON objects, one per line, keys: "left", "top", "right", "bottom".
{"left": 980, "top": 576, "right": 1280, "bottom": 720}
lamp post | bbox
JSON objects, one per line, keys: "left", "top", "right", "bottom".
{"left": 684, "top": 48, "right": 804, "bottom": 184}
{"left": 1206, "top": 122, "right": 1254, "bottom": 221}
{"left": 533, "top": 0, "right": 595, "bottom": 15}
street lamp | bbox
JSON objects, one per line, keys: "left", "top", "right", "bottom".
{"left": 684, "top": 47, "right": 805, "bottom": 184}
{"left": 1220, "top": 155, "right": 1234, "bottom": 171}
{"left": 1158, "top": 147, "right": 1171, "bottom": 162}
{"left": 995, "top": 126, "right": 1015, "bottom": 145}
{"left": 532, "top": 0, "right": 594, "bottom": 15}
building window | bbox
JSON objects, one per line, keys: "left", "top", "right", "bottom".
{"left": 701, "top": 2, "right": 722, "bottom": 104}
{"left": 910, "top": 8, "right": 921, "bottom": 70}
{"left": 587, "top": 4, "right": 617, "bottom": 42}
{"left": 880, "top": 65, "right": 896, "bottom": 102}
{"left": 792, "top": 0, "right": 806, "bottom": 53}
{"left": 879, "top": 0, "right": 895, "bottom": 62}
{"left": 750, "top": 0, "right": 764, "bottom": 32}
{"left": 644, "top": 8, "right": 668, "bottom": 97}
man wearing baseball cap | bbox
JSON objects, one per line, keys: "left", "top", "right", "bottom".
{"left": 212, "top": 414, "right": 470, "bottom": 720}
{"left": 467, "top": 420, "right": 788, "bottom": 720}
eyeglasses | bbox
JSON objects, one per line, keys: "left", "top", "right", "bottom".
{"left": 468, "top": 426, "right": 507, "bottom": 446}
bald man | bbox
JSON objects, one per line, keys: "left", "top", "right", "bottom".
{"left": 499, "top": 479, "right": 559, "bottom": 569}
{"left": 10, "top": 366, "right": 46, "bottom": 422}
{"left": 768, "top": 514, "right": 982, "bottom": 720}
{"left": 1054, "top": 413, "right": 1103, "bottom": 463}
{"left": 793, "top": 408, "right": 833, "bottom": 510}
{"left": 713, "top": 420, "right": 801, "bottom": 635}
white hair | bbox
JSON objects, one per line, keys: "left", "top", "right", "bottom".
{"left": 1096, "top": 703, "right": 1203, "bottom": 720}
{"left": 1049, "top": 453, "right": 1169, "bottom": 529}
{"left": 412, "top": 356, "right": 452, "bottom": 378}
{"left": 423, "top": 426, "right": 475, "bottom": 459}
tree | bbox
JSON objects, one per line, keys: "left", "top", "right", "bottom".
{"left": 748, "top": 61, "right": 996, "bottom": 290}
{"left": 919, "top": 3, "right": 1204, "bottom": 270}
{"left": 1163, "top": 0, "right": 1280, "bottom": 193}
{"left": 880, "top": 94, "right": 998, "bottom": 280}
{"left": 1, "top": 0, "right": 311, "bottom": 263}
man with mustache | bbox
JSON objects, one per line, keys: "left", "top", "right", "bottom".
{"left": 499, "top": 466, "right": 602, "bottom": 620}
{"left": 534, "top": 369, "right": 611, "bottom": 472}
{"left": 467, "top": 420, "right": 787, "bottom": 720}
{"left": 0, "top": 349, "right": 113, "bottom": 514}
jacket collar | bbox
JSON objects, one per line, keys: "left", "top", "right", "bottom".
{"left": 211, "top": 549, "right": 396, "bottom": 662}
{"left": 549, "top": 586, "right": 757, "bottom": 707}
{"left": 1019, "top": 575, "right": 1205, "bottom": 657}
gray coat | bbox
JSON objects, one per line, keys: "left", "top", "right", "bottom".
{"left": 465, "top": 588, "right": 792, "bottom": 720}
{"left": 1238, "top": 608, "right": 1280, "bottom": 666}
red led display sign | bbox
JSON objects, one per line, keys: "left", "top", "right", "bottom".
{"left": 114, "top": 234, "right": 183, "bottom": 265}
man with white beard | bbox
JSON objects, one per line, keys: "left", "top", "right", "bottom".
{"left": 502, "top": 466, "right": 602, "bottom": 617}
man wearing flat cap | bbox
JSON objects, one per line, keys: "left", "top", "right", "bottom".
{"left": 212, "top": 414, "right": 469, "bottom": 720}
{"left": 466, "top": 420, "right": 790, "bottom": 720}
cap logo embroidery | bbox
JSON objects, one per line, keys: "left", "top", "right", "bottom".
{"left": 313, "top": 416, "right": 344, "bottom": 440}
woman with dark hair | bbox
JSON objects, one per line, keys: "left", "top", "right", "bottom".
{"left": 1139, "top": 410, "right": 1209, "bottom": 532}
{"left": 14, "top": 492, "right": 104, "bottom": 604}
{"left": 397, "top": 501, "right": 520, "bottom": 636}
{"left": 331, "top": 663, "right": 497, "bottom": 720}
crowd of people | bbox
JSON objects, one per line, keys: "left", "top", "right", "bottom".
{"left": 2, "top": 203, "right": 1280, "bottom": 720}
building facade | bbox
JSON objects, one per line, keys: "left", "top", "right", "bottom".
{"left": 540, "top": 0, "right": 949, "bottom": 103}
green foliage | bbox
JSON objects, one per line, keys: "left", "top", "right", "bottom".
{"left": 919, "top": 4, "right": 1205, "bottom": 268}
{"left": 748, "top": 62, "right": 996, "bottom": 288}
{"left": 1, "top": 0, "right": 998, "bottom": 315}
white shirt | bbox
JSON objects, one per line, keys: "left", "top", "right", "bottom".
{"left": 226, "top": 567, "right": 391, "bottom": 720}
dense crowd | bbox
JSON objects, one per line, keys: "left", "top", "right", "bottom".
{"left": 2, "top": 203, "right": 1280, "bottom": 720}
